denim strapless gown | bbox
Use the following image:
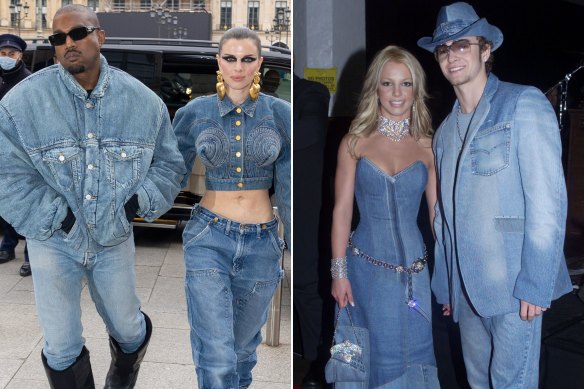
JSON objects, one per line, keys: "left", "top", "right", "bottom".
{"left": 340, "top": 158, "right": 440, "bottom": 388}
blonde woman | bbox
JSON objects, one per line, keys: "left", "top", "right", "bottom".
{"left": 330, "top": 46, "right": 439, "bottom": 387}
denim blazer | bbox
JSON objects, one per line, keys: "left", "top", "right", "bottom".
{"left": 432, "top": 74, "right": 572, "bottom": 320}
{"left": 0, "top": 55, "right": 186, "bottom": 248}
{"left": 173, "top": 93, "right": 291, "bottom": 247}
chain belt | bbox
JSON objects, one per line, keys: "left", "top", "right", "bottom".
{"left": 347, "top": 234, "right": 427, "bottom": 274}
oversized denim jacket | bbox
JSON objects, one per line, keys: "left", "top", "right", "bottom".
{"left": 0, "top": 55, "right": 186, "bottom": 248}
{"left": 432, "top": 74, "right": 572, "bottom": 320}
{"left": 173, "top": 93, "right": 291, "bottom": 246}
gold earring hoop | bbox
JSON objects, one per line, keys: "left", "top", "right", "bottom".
{"left": 216, "top": 70, "right": 226, "bottom": 100}
{"left": 249, "top": 71, "right": 261, "bottom": 100}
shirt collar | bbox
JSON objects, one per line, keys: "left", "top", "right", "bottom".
{"left": 217, "top": 93, "right": 258, "bottom": 117}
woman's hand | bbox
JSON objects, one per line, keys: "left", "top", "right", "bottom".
{"left": 442, "top": 304, "right": 451, "bottom": 316}
{"left": 332, "top": 278, "right": 354, "bottom": 308}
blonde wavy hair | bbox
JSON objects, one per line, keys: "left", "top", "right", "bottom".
{"left": 347, "top": 46, "right": 433, "bottom": 158}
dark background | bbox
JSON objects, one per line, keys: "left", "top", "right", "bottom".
{"left": 365, "top": 0, "right": 584, "bottom": 126}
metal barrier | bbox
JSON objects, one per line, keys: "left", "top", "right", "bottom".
{"left": 265, "top": 206, "right": 285, "bottom": 346}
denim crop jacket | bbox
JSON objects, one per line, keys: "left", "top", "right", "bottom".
{"left": 173, "top": 93, "right": 291, "bottom": 246}
{"left": 0, "top": 55, "right": 186, "bottom": 247}
{"left": 432, "top": 74, "right": 571, "bottom": 320}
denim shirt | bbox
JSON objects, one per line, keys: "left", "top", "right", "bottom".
{"left": 0, "top": 55, "right": 186, "bottom": 248}
{"left": 432, "top": 74, "right": 571, "bottom": 320}
{"left": 173, "top": 93, "right": 291, "bottom": 246}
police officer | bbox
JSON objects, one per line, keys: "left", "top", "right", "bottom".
{"left": 0, "top": 33, "right": 31, "bottom": 277}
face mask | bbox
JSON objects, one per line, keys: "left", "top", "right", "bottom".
{"left": 0, "top": 56, "right": 18, "bottom": 71}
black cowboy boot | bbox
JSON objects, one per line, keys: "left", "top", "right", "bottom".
{"left": 41, "top": 346, "right": 95, "bottom": 389}
{"left": 104, "top": 312, "right": 152, "bottom": 389}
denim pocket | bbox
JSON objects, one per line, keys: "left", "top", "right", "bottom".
{"left": 103, "top": 145, "right": 144, "bottom": 190}
{"left": 42, "top": 145, "right": 82, "bottom": 192}
{"left": 183, "top": 218, "right": 211, "bottom": 248}
{"left": 470, "top": 122, "right": 511, "bottom": 176}
{"left": 267, "top": 228, "right": 285, "bottom": 257}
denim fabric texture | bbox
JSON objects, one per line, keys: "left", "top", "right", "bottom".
{"left": 325, "top": 317, "right": 369, "bottom": 387}
{"left": 27, "top": 230, "right": 145, "bottom": 370}
{"left": 458, "top": 293, "right": 541, "bottom": 388}
{"left": 432, "top": 73, "right": 572, "bottom": 320}
{"left": 183, "top": 205, "right": 284, "bottom": 389}
{"left": 341, "top": 159, "right": 439, "bottom": 388}
{"left": 173, "top": 93, "right": 291, "bottom": 247}
{"left": 432, "top": 73, "right": 571, "bottom": 387}
{"left": 0, "top": 55, "right": 186, "bottom": 248}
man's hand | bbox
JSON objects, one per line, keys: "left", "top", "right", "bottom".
{"left": 520, "top": 300, "right": 547, "bottom": 321}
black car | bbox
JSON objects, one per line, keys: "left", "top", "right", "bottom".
{"left": 23, "top": 37, "right": 291, "bottom": 228}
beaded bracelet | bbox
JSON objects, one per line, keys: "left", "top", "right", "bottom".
{"left": 331, "top": 256, "right": 348, "bottom": 279}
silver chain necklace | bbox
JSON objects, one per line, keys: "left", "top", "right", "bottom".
{"left": 377, "top": 116, "right": 410, "bottom": 142}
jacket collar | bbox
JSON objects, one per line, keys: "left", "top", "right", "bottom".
{"left": 217, "top": 93, "right": 258, "bottom": 117}
{"left": 58, "top": 54, "right": 110, "bottom": 99}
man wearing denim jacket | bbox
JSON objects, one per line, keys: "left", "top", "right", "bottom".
{"left": 0, "top": 5, "right": 185, "bottom": 388}
{"left": 418, "top": 2, "right": 572, "bottom": 387}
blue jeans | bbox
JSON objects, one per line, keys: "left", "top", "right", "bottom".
{"left": 27, "top": 225, "right": 146, "bottom": 371}
{"left": 183, "top": 205, "right": 284, "bottom": 389}
{"left": 458, "top": 292, "right": 542, "bottom": 388}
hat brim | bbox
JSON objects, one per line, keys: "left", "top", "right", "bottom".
{"left": 0, "top": 42, "right": 23, "bottom": 51}
{"left": 417, "top": 18, "right": 504, "bottom": 53}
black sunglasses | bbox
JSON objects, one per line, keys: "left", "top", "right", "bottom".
{"left": 49, "top": 26, "right": 100, "bottom": 46}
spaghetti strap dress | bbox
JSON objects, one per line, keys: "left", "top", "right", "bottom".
{"left": 339, "top": 158, "right": 440, "bottom": 388}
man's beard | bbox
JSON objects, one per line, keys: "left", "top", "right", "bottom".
{"left": 66, "top": 64, "right": 86, "bottom": 75}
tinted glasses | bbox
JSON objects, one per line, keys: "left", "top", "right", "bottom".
{"left": 434, "top": 39, "right": 480, "bottom": 61}
{"left": 49, "top": 26, "right": 100, "bottom": 46}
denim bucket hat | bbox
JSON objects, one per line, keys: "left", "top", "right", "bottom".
{"left": 417, "top": 2, "right": 503, "bottom": 53}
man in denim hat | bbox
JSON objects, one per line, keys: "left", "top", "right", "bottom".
{"left": 0, "top": 33, "right": 32, "bottom": 277}
{"left": 418, "top": 2, "right": 571, "bottom": 387}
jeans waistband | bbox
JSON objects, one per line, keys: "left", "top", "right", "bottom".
{"left": 192, "top": 204, "right": 278, "bottom": 235}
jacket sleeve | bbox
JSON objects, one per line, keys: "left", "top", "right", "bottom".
{"left": 513, "top": 87, "right": 568, "bottom": 308}
{"left": 136, "top": 101, "right": 187, "bottom": 221}
{"left": 0, "top": 106, "right": 69, "bottom": 239}
{"left": 172, "top": 102, "right": 198, "bottom": 188}
{"left": 273, "top": 99, "right": 291, "bottom": 250}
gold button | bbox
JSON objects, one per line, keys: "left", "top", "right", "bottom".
{"left": 235, "top": 120, "right": 241, "bottom": 126}
{"left": 236, "top": 107, "right": 242, "bottom": 113}
{"left": 261, "top": 224, "right": 267, "bottom": 229}
{"left": 236, "top": 167, "right": 242, "bottom": 172}
{"left": 236, "top": 151, "right": 241, "bottom": 157}
{"left": 213, "top": 217, "right": 219, "bottom": 222}
{"left": 237, "top": 182, "right": 243, "bottom": 188}
{"left": 235, "top": 135, "right": 241, "bottom": 141}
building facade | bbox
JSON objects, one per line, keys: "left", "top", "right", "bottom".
{"left": 0, "top": 0, "right": 290, "bottom": 48}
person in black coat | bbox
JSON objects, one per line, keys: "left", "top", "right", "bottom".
{"left": 0, "top": 34, "right": 31, "bottom": 276}
{"left": 293, "top": 74, "right": 330, "bottom": 388}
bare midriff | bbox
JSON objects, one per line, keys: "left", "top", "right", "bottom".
{"left": 199, "top": 189, "right": 274, "bottom": 223}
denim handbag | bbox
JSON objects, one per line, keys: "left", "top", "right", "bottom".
{"left": 325, "top": 306, "right": 369, "bottom": 385}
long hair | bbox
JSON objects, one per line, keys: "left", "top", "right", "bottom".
{"left": 219, "top": 26, "right": 262, "bottom": 57}
{"left": 347, "top": 46, "right": 433, "bottom": 158}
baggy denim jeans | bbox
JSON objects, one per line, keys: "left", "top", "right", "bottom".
{"left": 183, "top": 205, "right": 284, "bottom": 389}
{"left": 27, "top": 225, "right": 146, "bottom": 371}
{"left": 458, "top": 292, "right": 542, "bottom": 388}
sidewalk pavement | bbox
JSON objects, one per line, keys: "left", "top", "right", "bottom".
{"left": 0, "top": 227, "right": 291, "bottom": 388}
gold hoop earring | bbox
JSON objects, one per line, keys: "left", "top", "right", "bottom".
{"left": 216, "top": 70, "right": 226, "bottom": 100}
{"left": 249, "top": 71, "right": 261, "bottom": 100}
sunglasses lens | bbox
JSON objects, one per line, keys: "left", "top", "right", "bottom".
{"left": 69, "top": 27, "right": 90, "bottom": 41}
{"left": 49, "top": 33, "right": 67, "bottom": 46}
{"left": 452, "top": 40, "right": 470, "bottom": 52}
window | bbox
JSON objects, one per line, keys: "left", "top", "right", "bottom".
{"left": 112, "top": 0, "right": 124, "bottom": 11}
{"left": 247, "top": 1, "right": 259, "bottom": 31}
{"left": 220, "top": 0, "right": 232, "bottom": 30}
{"left": 61, "top": 0, "right": 73, "bottom": 5}
{"left": 140, "top": 0, "right": 150, "bottom": 10}
{"left": 166, "top": 0, "right": 178, "bottom": 11}
{"left": 193, "top": 0, "right": 205, "bottom": 11}
{"left": 87, "top": 0, "right": 99, "bottom": 11}
{"left": 275, "top": 1, "right": 287, "bottom": 20}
